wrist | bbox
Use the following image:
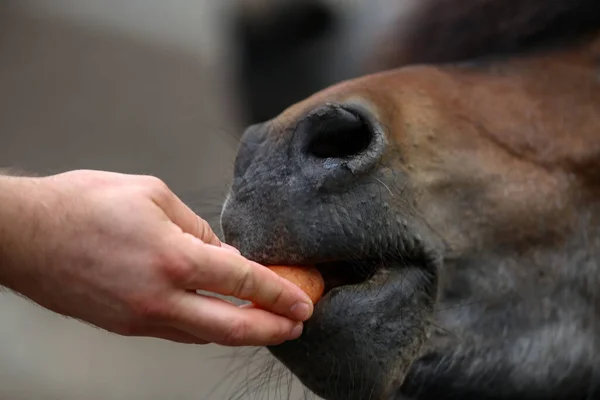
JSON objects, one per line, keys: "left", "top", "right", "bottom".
{"left": 0, "top": 175, "right": 44, "bottom": 290}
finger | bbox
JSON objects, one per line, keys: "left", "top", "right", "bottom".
{"left": 167, "top": 292, "right": 304, "bottom": 347}
{"left": 136, "top": 326, "right": 210, "bottom": 345}
{"left": 177, "top": 238, "right": 314, "bottom": 322}
{"left": 154, "top": 187, "right": 222, "bottom": 247}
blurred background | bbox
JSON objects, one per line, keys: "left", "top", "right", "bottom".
{"left": 0, "top": 1, "right": 404, "bottom": 399}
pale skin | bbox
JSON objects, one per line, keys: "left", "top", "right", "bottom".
{"left": 0, "top": 169, "right": 314, "bottom": 346}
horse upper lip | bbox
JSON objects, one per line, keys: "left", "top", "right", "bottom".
{"left": 311, "top": 237, "right": 434, "bottom": 297}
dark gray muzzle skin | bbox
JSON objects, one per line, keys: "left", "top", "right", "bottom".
{"left": 221, "top": 103, "right": 439, "bottom": 400}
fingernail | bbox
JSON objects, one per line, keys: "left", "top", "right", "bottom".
{"left": 221, "top": 243, "right": 241, "bottom": 255}
{"left": 290, "top": 302, "right": 312, "bottom": 321}
{"left": 288, "top": 323, "right": 303, "bottom": 340}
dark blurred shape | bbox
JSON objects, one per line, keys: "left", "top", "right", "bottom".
{"left": 231, "top": 0, "right": 338, "bottom": 126}
{"left": 372, "top": 0, "right": 600, "bottom": 70}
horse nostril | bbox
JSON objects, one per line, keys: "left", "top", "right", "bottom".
{"left": 304, "top": 105, "right": 374, "bottom": 160}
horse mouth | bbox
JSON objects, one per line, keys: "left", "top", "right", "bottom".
{"left": 315, "top": 259, "right": 381, "bottom": 296}
{"left": 313, "top": 241, "right": 435, "bottom": 300}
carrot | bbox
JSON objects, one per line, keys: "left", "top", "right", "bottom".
{"left": 268, "top": 265, "right": 325, "bottom": 304}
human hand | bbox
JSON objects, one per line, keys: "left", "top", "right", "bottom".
{"left": 0, "top": 170, "right": 313, "bottom": 346}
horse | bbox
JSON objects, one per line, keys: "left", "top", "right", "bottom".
{"left": 220, "top": 1, "right": 600, "bottom": 398}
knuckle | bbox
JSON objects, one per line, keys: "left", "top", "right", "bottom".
{"left": 221, "top": 319, "right": 249, "bottom": 346}
{"left": 196, "top": 217, "right": 210, "bottom": 238}
{"left": 269, "top": 285, "right": 285, "bottom": 308}
{"left": 232, "top": 266, "right": 255, "bottom": 299}
{"left": 128, "top": 294, "right": 169, "bottom": 323}
{"left": 143, "top": 176, "right": 172, "bottom": 201}
{"left": 196, "top": 218, "right": 219, "bottom": 245}
{"left": 142, "top": 175, "right": 167, "bottom": 188}
{"left": 156, "top": 250, "right": 194, "bottom": 284}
